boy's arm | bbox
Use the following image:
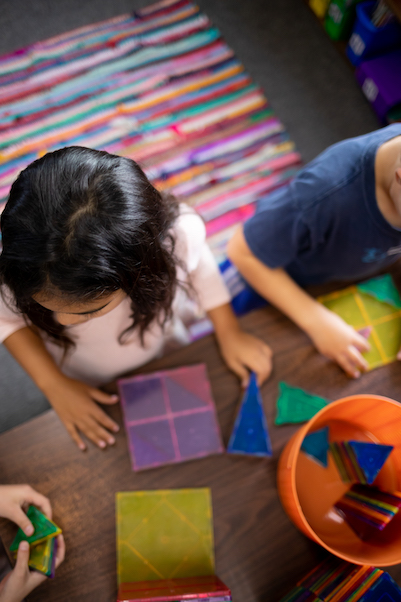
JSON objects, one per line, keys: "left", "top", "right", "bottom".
{"left": 227, "top": 226, "right": 370, "bottom": 378}
{"left": 3, "top": 327, "right": 119, "bottom": 450}
{"left": 207, "top": 302, "right": 272, "bottom": 387}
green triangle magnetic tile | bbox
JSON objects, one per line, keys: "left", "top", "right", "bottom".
{"left": 275, "top": 382, "right": 328, "bottom": 425}
{"left": 10, "top": 506, "right": 61, "bottom": 552}
{"left": 357, "top": 274, "right": 401, "bottom": 309}
{"left": 300, "top": 426, "right": 329, "bottom": 467}
{"left": 349, "top": 441, "right": 393, "bottom": 485}
{"left": 227, "top": 372, "right": 272, "bottom": 457}
{"left": 116, "top": 489, "right": 215, "bottom": 586}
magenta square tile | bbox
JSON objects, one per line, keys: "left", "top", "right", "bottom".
{"left": 128, "top": 420, "right": 176, "bottom": 470}
{"left": 119, "top": 377, "right": 166, "bottom": 422}
{"left": 174, "top": 411, "right": 223, "bottom": 458}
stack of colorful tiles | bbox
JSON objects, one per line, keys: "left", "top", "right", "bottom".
{"left": 329, "top": 441, "right": 393, "bottom": 484}
{"left": 279, "top": 556, "right": 401, "bottom": 602}
{"left": 334, "top": 483, "right": 401, "bottom": 540}
{"left": 9, "top": 505, "right": 61, "bottom": 578}
{"left": 319, "top": 274, "right": 401, "bottom": 370}
{"left": 117, "top": 364, "right": 223, "bottom": 471}
{"left": 116, "top": 488, "right": 231, "bottom": 602}
{"left": 117, "top": 575, "right": 231, "bottom": 602}
{"left": 227, "top": 372, "right": 272, "bottom": 457}
{"left": 0, "top": 0, "right": 302, "bottom": 314}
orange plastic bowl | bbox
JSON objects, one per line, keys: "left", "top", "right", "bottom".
{"left": 277, "top": 394, "right": 401, "bottom": 565}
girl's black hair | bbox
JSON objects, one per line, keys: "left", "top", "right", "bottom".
{"left": 0, "top": 146, "right": 181, "bottom": 351}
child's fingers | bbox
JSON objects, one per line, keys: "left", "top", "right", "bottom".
{"left": 14, "top": 541, "right": 30, "bottom": 576}
{"left": 89, "top": 388, "right": 119, "bottom": 405}
{"left": 352, "top": 332, "right": 371, "bottom": 353}
{"left": 227, "top": 359, "right": 249, "bottom": 388}
{"left": 85, "top": 424, "right": 115, "bottom": 449}
{"left": 8, "top": 506, "right": 35, "bottom": 537}
{"left": 65, "top": 422, "right": 87, "bottom": 452}
{"left": 54, "top": 534, "right": 65, "bottom": 569}
{"left": 24, "top": 488, "right": 52, "bottom": 521}
{"left": 337, "top": 351, "right": 361, "bottom": 379}
{"left": 347, "top": 345, "right": 369, "bottom": 373}
{"left": 92, "top": 405, "right": 120, "bottom": 434}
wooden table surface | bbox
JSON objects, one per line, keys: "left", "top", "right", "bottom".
{"left": 1, "top": 302, "right": 401, "bottom": 601}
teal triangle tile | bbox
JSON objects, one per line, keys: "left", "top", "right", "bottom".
{"left": 357, "top": 274, "right": 401, "bottom": 309}
{"left": 227, "top": 373, "right": 272, "bottom": 457}
{"left": 301, "top": 426, "right": 329, "bottom": 467}
{"left": 349, "top": 441, "right": 393, "bottom": 485}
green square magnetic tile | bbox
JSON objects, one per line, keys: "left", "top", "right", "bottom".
{"left": 116, "top": 489, "right": 215, "bottom": 585}
{"left": 321, "top": 291, "right": 365, "bottom": 327}
{"left": 10, "top": 506, "right": 61, "bottom": 552}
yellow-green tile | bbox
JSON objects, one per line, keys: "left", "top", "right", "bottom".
{"left": 116, "top": 489, "right": 214, "bottom": 585}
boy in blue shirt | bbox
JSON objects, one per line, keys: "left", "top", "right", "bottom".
{"left": 227, "top": 125, "right": 401, "bottom": 378}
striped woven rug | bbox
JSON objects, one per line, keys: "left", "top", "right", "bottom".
{"left": 0, "top": 0, "right": 302, "bottom": 326}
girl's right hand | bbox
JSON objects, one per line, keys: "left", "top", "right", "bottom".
{"left": 44, "top": 376, "right": 120, "bottom": 451}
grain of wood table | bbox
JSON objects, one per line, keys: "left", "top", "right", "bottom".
{"left": 1, "top": 303, "right": 401, "bottom": 601}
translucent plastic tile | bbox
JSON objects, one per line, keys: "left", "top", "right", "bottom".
{"left": 128, "top": 421, "right": 176, "bottom": 470}
{"left": 116, "top": 489, "right": 214, "bottom": 585}
{"left": 118, "top": 365, "right": 223, "bottom": 471}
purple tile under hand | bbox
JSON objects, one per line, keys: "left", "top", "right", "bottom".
{"left": 174, "top": 410, "right": 223, "bottom": 458}
{"left": 120, "top": 377, "right": 166, "bottom": 422}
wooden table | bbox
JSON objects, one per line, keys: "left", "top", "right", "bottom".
{"left": 1, "top": 303, "right": 401, "bottom": 601}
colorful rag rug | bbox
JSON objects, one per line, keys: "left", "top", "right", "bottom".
{"left": 0, "top": 0, "right": 301, "bottom": 327}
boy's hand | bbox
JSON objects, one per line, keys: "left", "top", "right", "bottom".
{"left": 307, "top": 305, "right": 370, "bottom": 378}
{"left": 216, "top": 327, "right": 273, "bottom": 387}
{"left": 43, "top": 376, "right": 120, "bottom": 451}
{"left": 0, "top": 486, "right": 52, "bottom": 536}
{"left": 0, "top": 536, "right": 65, "bottom": 602}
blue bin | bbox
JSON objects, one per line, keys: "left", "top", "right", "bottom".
{"left": 346, "top": 0, "right": 401, "bottom": 66}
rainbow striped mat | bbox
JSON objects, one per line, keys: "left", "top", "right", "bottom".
{"left": 0, "top": 0, "right": 301, "bottom": 319}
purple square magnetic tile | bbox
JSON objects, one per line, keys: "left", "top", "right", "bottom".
{"left": 128, "top": 420, "right": 176, "bottom": 470}
{"left": 119, "top": 377, "right": 166, "bottom": 422}
{"left": 165, "top": 376, "right": 209, "bottom": 412}
{"left": 174, "top": 411, "right": 223, "bottom": 459}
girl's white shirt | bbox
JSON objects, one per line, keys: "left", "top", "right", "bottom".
{"left": 0, "top": 209, "right": 230, "bottom": 386}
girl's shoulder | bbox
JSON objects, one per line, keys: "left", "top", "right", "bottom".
{"left": 172, "top": 204, "right": 206, "bottom": 271}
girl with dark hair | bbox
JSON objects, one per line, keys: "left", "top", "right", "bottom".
{"left": 0, "top": 147, "right": 272, "bottom": 451}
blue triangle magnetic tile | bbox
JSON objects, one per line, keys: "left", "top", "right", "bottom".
{"left": 227, "top": 373, "right": 272, "bottom": 457}
{"left": 300, "top": 427, "right": 329, "bottom": 467}
{"left": 349, "top": 441, "right": 393, "bottom": 485}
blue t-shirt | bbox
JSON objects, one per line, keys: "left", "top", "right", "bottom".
{"left": 243, "top": 124, "right": 401, "bottom": 286}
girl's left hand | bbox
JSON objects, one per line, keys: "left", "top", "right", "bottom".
{"left": 216, "top": 327, "right": 273, "bottom": 387}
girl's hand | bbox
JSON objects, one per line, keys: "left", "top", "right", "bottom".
{"left": 216, "top": 327, "right": 273, "bottom": 387}
{"left": 0, "top": 485, "right": 52, "bottom": 536}
{"left": 43, "top": 376, "right": 120, "bottom": 451}
{"left": 306, "top": 305, "right": 370, "bottom": 378}
{"left": 0, "top": 535, "right": 65, "bottom": 602}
